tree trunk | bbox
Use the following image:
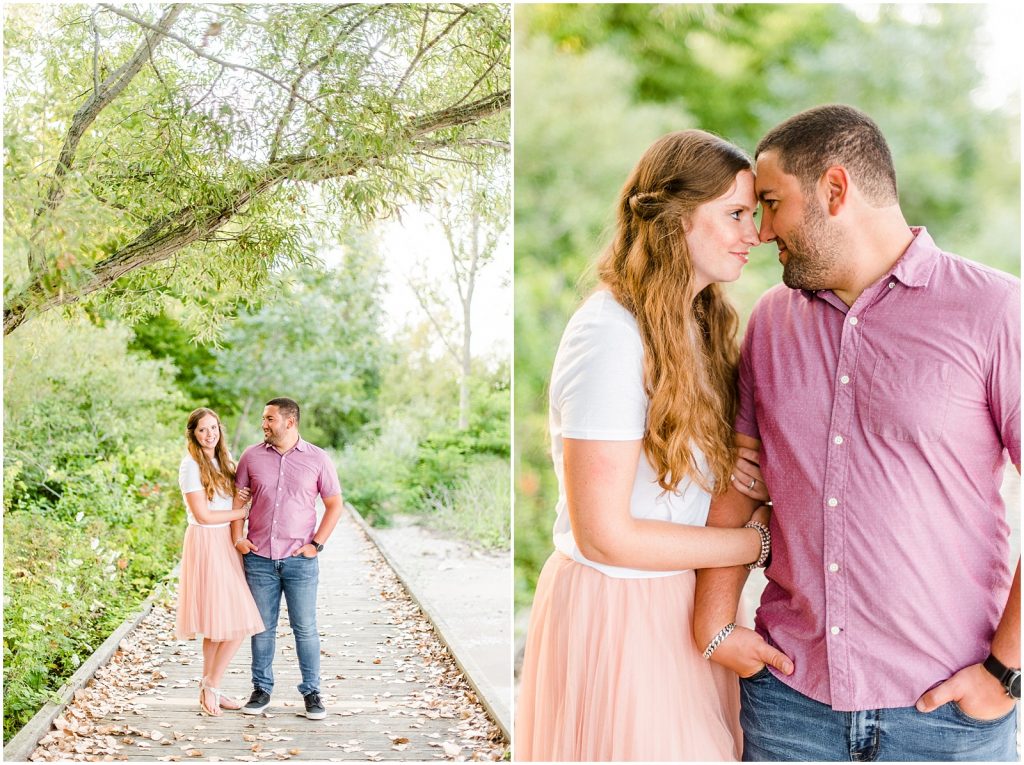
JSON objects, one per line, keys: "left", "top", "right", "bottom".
{"left": 457, "top": 209, "right": 479, "bottom": 430}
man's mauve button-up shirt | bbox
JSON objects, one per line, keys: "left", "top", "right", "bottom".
{"left": 236, "top": 438, "right": 342, "bottom": 560}
{"left": 736, "top": 227, "right": 1020, "bottom": 711}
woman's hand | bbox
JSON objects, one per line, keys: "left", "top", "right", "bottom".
{"left": 236, "top": 486, "right": 251, "bottom": 503}
{"left": 731, "top": 446, "right": 770, "bottom": 502}
{"left": 750, "top": 504, "right": 772, "bottom": 528}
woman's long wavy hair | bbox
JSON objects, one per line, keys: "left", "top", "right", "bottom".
{"left": 596, "top": 130, "right": 748, "bottom": 495}
{"left": 185, "top": 408, "right": 237, "bottom": 501}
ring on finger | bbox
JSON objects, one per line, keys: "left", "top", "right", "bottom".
{"left": 748, "top": 478, "right": 756, "bottom": 490}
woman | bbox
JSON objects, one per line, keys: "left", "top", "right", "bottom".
{"left": 175, "top": 407, "right": 265, "bottom": 716}
{"left": 516, "top": 130, "right": 770, "bottom": 761}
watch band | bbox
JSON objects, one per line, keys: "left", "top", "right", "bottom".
{"left": 313, "top": 541, "right": 324, "bottom": 552}
{"left": 983, "top": 653, "right": 1022, "bottom": 700}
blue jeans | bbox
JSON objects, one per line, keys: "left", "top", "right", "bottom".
{"left": 242, "top": 553, "right": 320, "bottom": 696}
{"left": 740, "top": 666, "right": 1017, "bottom": 761}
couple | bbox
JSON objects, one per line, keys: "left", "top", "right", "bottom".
{"left": 516, "top": 105, "right": 1020, "bottom": 761}
{"left": 173, "top": 397, "right": 344, "bottom": 720}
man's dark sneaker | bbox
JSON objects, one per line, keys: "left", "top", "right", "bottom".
{"left": 303, "top": 690, "right": 326, "bottom": 720}
{"left": 241, "top": 688, "right": 271, "bottom": 715}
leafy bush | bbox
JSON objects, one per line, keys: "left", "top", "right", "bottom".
{"left": 3, "top": 317, "right": 187, "bottom": 742}
{"left": 3, "top": 499, "right": 183, "bottom": 742}
{"left": 422, "top": 457, "right": 510, "bottom": 549}
{"left": 334, "top": 417, "right": 421, "bottom": 526}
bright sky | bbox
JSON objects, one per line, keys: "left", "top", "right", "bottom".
{"left": 375, "top": 211, "right": 512, "bottom": 366}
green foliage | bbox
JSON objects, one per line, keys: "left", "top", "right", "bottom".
{"left": 3, "top": 316, "right": 187, "bottom": 743}
{"left": 422, "top": 457, "right": 510, "bottom": 551}
{"left": 3, "top": 504, "right": 182, "bottom": 743}
{"left": 4, "top": 4, "right": 510, "bottom": 336}
{"left": 514, "top": 3, "right": 1020, "bottom": 608}
{"left": 339, "top": 360, "right": 510, "bottom": 547}
{"left": 205, "top": 239, "right": 391, "bottom": 450}
{"left": 4, "top": 316, "right": 186, "bottom": 520}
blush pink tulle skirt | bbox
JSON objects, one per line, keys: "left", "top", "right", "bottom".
{"left": 515, "top": 552, "right": 742, "bottom": 762}
{"left": 175, "top": 523, "right": 265, "bottom": 642}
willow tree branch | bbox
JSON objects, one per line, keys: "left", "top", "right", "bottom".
{"left": 99, "top": 4, "right": 335, "bottom": 124}
{"left": 29, "top": 4, "right": 184, "bottom": 274}
{"left": 4, "top": 89, "right": 510, "bottom": 336}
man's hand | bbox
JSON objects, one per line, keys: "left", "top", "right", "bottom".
{"left": 731, "top": 446, "right": 770, "bottom": 503}
{"left": 916, "top": 663, "right": 1016, "bottom": 720}
{"left": 234, "top": 539, "right": 258, "bottom": 555}
{"left": 292, "top": 543, "right": 319, "bottom": 558}
{"left": 708, "top": 625, "right": 794, "bottom": 678}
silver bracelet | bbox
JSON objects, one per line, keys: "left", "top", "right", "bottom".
{"left": 744, "top": 520, "right": 771, "bottom": 570}
{"left": 703, "top": 622, "right": 736, "bottom": 660}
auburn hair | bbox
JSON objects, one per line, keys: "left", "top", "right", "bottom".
{"left": 185, "top": 407, "right": 237, "bottom": 501}
{"left": 596, "top": 129, "right": 747, "bottom": 495}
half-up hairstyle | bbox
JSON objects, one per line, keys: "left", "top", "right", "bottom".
{"left": 185, "top": 408, "right": 237, "bottom": 501}
{"left": 596, "top": 130, "right": 748, "bottom": 495}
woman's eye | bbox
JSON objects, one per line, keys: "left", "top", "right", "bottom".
{"left": 730, "top": 210, "right": 741, "bottom": 220}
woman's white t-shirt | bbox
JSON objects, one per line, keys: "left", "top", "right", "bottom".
{"left": 179, "top": 456, "right": 232, "bottom": 527}
{"left": 549, "top": 290, "right": 714, "bottom": 579}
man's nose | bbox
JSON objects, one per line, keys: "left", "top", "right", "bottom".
{"left": 758, "top": 211, "right": 775, "bottom": 243}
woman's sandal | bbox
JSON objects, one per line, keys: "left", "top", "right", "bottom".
{"left": 217, "top": 692, "right": 242, "bottom": 710}
{"left": 199, "top": 677, "right": 223, "bottom": 716}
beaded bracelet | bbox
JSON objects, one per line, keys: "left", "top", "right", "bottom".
{"left": 744, "top": 520, "right": 771, "bottom": 570}
{"left": 703, "top": 622, "right": 736, "bottom": 660}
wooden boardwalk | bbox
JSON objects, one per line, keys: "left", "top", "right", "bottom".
{"left": 29, "top": 509, "right": 506, "bottom": 762}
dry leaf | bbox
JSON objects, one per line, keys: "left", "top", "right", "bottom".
{"left": 442, "top": 741, "right": 462, "bottom": 757}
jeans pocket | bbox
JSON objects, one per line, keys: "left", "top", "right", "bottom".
{"left": 741, "top": 665, "right": 772, "bottom": 682}
{"left": 949, "top": 700, "right": 1017, "bottom": 727}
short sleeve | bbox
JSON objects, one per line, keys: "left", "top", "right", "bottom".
{"left": 235, "top": 449, "right": 251, "bottom": 489}
{"left": 735, "top": 304, "right": 761, "bottom": 441}
{"left": 986, "top": 282, "right": 1021, "bottom": 464}
{"left": 179, "top": 457, "right": 204, "bottom": 494}
{"left": 317, "top": 450, "right": 342, "bottom": 498}
{"left": 552, "top": 300, "right": 647, "bottom": 440}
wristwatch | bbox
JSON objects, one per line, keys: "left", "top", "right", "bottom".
{"left": 312, "top": 541, "right": 324, "bottom": 553}
{"left": 983, "top": 653, "right": 1021, "bottom": 700}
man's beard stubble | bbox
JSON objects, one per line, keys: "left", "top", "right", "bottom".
{"left": 780, "top": 199, "right": 844, "bottom": 292}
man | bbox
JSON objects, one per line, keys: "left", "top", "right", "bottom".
{"left": 232, "top": 397, "right": 344, "bottom": 720}
{"left": 694, "top": 105, "right": 1020, "bottom": 761}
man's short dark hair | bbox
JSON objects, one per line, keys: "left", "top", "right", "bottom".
{"left": 756, "top": 104, "right": 898, "bottom": 207}
{"left": 266, "top": 397, "right": 300, "bottom": 424}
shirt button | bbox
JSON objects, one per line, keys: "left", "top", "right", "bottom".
{"left": 830, "top": 626, "right": 841, "bottom": 635}
{"left": 888, "top": 282, "right": 895, "bottom": 289}
{"left": 828, "top": 563, "right": 840, "bottom": 573}
{"left": 833, "top": 435, "right": 844, "bottom": 445}
{"left": 848, "top": 316, "right": 859, "bottom": 326}
{"left": 827, "top": 497, "right": 838, "bottom": 507}
{"left": 840, "top": 375, "right": 850, "bottom": 385}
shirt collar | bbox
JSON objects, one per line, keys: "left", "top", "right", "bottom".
{"left": 261, "top": 436, "right": 306, "bottom": 452}
{"left": 888, "top": 226, "right": 940, "bottom": 288}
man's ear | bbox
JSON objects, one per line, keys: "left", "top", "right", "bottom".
{"left": 822, "top": 165, "right": 850, "bottom": 216}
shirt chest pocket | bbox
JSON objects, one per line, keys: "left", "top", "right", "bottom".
{"left": 866, "top": 358, "right": 951, "bottom": 443}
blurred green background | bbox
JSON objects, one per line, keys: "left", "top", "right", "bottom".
{"left": 514, "top": 3, "right": 1021, "bottom": 614}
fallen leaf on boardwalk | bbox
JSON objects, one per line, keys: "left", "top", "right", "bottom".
{"left": 243, "top": 735, "right": 257, "bottom": 742}
{"left": 186, "top": 749, "right": 203, "bottom": 757}
{"left": 151, "top": 730, "right": 164, "bottom": 741}
{"left": 288, "top": 748, "right": 301, "bottom": 755}
{"left": 373, "top": 658, "right": 382, "bottom": 664}
{"left": 442, "top": 741, "right": 462, "bottom": 757}
{"left": 389, "top": 736, "right": 410, "bottom": 744}
{"left": 393, "top": 742, "right": 410, "bottom": 751}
